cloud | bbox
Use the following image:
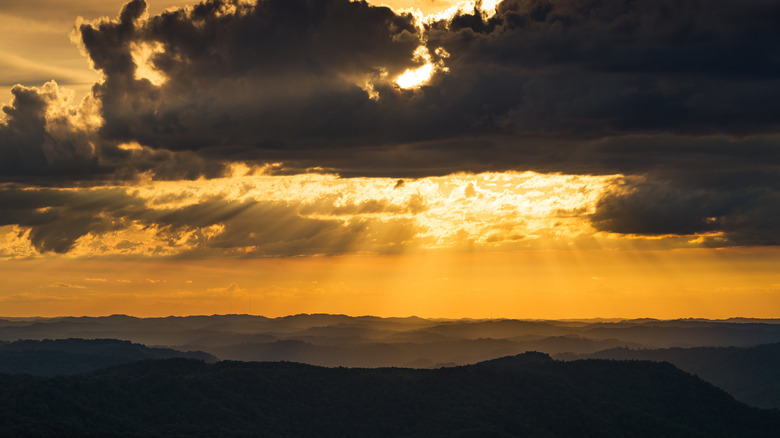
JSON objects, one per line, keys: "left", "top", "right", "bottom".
{"left": 78, "top": 0, "right": 423, "bottom": 154}
{"left": 423, "top": 0, "right": 780, "bottom": 138}
{"left": 147, "top": 197, "right": 425, "bottom": 257}
{"left": 0, "top": 82, "right": 103, "bottom": 180}
{"left": 0, "top": 81, "right": 226, "bottom": 183}
{"left": 590, "top": 170, "right": 780, "bottom": 246}
{"left": 1, "top": 0, "right": 779, "bottom": 249}
{"left": 0, "top": 186, "right": 134, "bottom": 253}
{"left": 0, "top": 171, "right": 615, "bottom": 256}
{"left": 0, "top": 182, "right": 426, "bottom": 256}
{"left": 48, "top": 282, "right": 87, "bottom": 288}
{"left": 63, "top": 0, "right": 780, "bottom": 175}
{"left": 207, "top": 282, "right": 243, "bottom": 293}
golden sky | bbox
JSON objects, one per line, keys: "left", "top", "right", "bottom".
{"left": 1, "top": 0, "right": 779, "bottom": 318}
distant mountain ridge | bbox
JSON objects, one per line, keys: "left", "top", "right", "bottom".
{"left": 1, "top": 353, "right": 777, "bottom": 437}
{"left": 4, "top": 314, "right": 779, "bottom": 364}
{"left": 3, "top": 314, "right": 780, "bottom": 411}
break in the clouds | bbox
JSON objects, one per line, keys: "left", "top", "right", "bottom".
{"left": 0, "top": 172, "right": 613, "bottom": 257}
{"left": 1, "top": 0, "right": 780, "bottom": 254}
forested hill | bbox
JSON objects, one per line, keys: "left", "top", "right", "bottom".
{"left": 562, "top": 342, "right": 780, "bottom": 409}
{"left": 2, "top": 353, "right": 778, "bottom": 437}
{"left": 0, "top": 338, "right": 216, "bottom": 375}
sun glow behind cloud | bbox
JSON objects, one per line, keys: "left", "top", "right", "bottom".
{"left": 132, "top": 42, "right": 167, "bottom": 85}
{"left": 395, "top": 45, "right": 450, "bottom": 89}
{"left": 395, "top": 46, "right": 436, "bottom": 88}
{"left": 380, "top": 0, "right": 502, "bottom": 22}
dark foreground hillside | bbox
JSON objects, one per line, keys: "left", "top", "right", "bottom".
{"left": 0, "top": 338, "right": 217, "bottom": 375}
{"left": 1, "top": 353, "right": 778, "bottom": 437}
{"left": 564, "top": 342, "right": 780, "bottom": 409}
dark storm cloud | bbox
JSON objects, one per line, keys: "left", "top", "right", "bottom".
{"left": 0, "top": 187, "right": 139, "bottom": 253}
{"left": 0, "top": 84, "right": 103, "bottom": 180}
{"left": 423, "top": 0, "right": 780, "bottom": 138}
{"left": 419, "top": 0, "right": 780, "bottom": 244}
{"left": 589, "top": 168, "right": 780, "bottom": 246}
{"left": 0, "top": 82, "right": 226, "bottom": 184}
{"left": 578, "top": 131, "right": 780, "bottom": 244}
{"left": 580, "top": 134, "right": 780, "bottom": 245}
{"left": 79, "top": 0, "right": 422, "bottom": 153}
{"left": 439, "top": 0, "right": 780, "bottom": 78}
{"left": 71, "top": 0, "right": 780, "bottom": 164}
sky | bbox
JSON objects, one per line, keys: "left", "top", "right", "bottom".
{"left": 1, "top": 0, "right": 779, "bottom": 318}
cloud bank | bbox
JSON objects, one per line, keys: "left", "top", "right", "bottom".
{"left": 1, "top": 0, "right": 779, "bottom": 254}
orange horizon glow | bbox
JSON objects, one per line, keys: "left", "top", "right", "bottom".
{"left": 2, "top": 247, "right": 779, "bottom": 319}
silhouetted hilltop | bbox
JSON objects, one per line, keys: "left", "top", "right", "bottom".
{"left": 0, "top": 338, "right": 216, "bottom": 375}
{"left": 564, "top": 342, "right": 780, "bottom": 409}
{"left": 1, "top": 354, "right": 778, "bottom": 437}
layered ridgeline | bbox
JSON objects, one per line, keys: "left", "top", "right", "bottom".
{"left": 3, "top": 315, "right": 780, "bottom": 367}
{"left": 1, "top": 353, "right": 778, "bottom": 437}
{"left": 3, "top": 315, "right": 780, "bottom": 413}
{"left": 560, "top": 343, "right": 780, "bottom": 409}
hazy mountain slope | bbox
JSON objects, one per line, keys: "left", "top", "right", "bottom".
{"left": 582, "top": 323, "right": 780, "bottom": 347}
{"left": 204, "top": 336, "right": 640, "bottom": 367}
{"left": 0, "top": 338, "right": 216, "bottom": 375}
{"left": 0, "top": 314, "right": 437, "bottom": 346}
{"left": 567, "top": 342, "right": 780, "bottom": 409}
{"left": 1, "top": 354, "right": 779, "bottom": 437}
